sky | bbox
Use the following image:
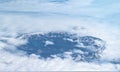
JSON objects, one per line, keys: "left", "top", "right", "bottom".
{"left": 0, "top": 0, "right": 120, "bottom": 71}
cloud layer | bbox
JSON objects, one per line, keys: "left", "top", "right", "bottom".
{"left": 0, "top": 0, "right": 120, "bottom": 71}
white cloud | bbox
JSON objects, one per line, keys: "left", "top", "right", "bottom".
{"left": 0, "top": 0, "right": 120, "bottom": 71}
{"left": 0, "top": 13, "right": 120, "bottom": 71}
{"left": 0, "top": 0, "right": 120, "bottom": 19}
{"left": 0, "top": 51, "right": 118, "bottom": 71}
{"left": 45, "top": 41, "right": 54, "bottom": 46}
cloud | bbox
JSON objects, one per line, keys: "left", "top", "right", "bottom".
{"left": 0, "top": 0, "right": 120, "bottom": 19}
{"left": 0, "top": 12, "right": 120, "bottom": 71}
{"left": 0, "top": 0, "right": 120, "bottom": 71}
{"left": 0, "top": 51, "right": 119, "bottom": 71}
